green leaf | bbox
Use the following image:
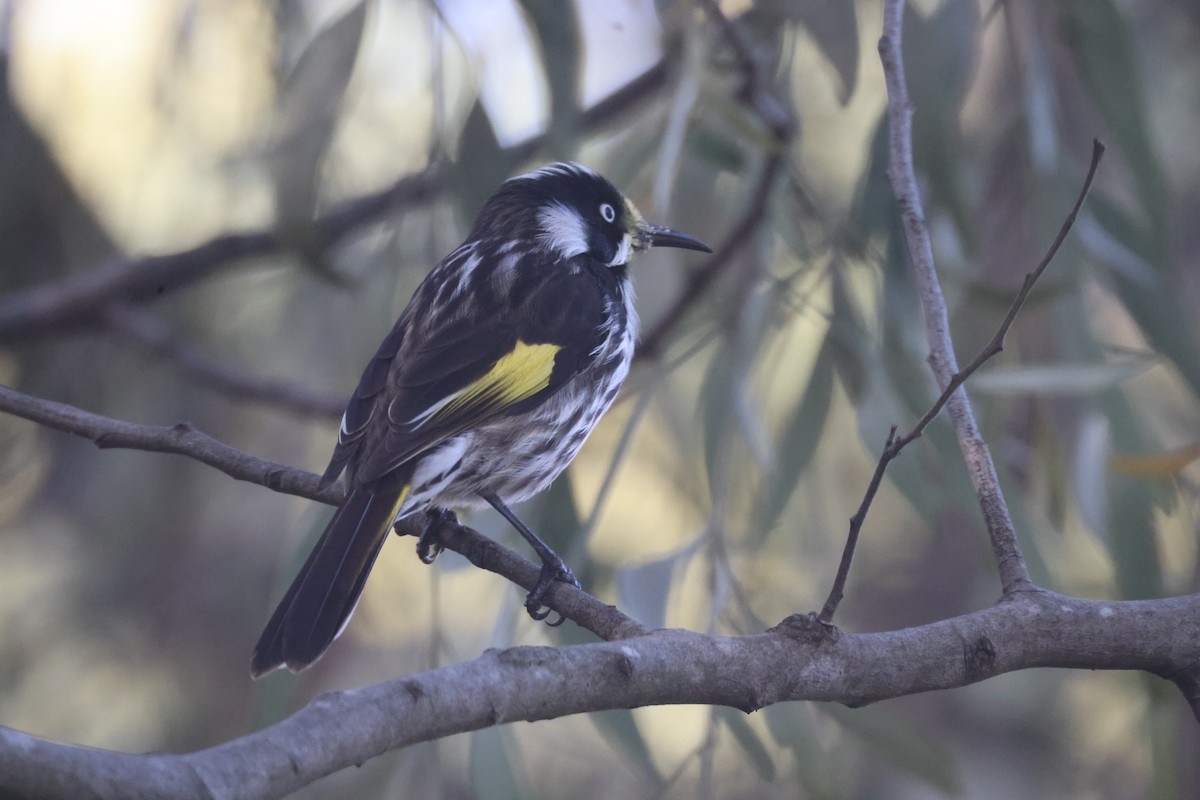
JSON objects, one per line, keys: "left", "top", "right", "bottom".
{"left": 1086, "top": 196, "right": 1200, "bottom": 401}
{"left": 758, "top": 330, "right": 834, "bottom": 534}
{"left": 589, "top": 709, "right": 664, "bottom": 785}
{"left": 468, "top": 726, "right": 526, "bottom": 800}
{"left": 452, "top": 98, "right": 519, "bottom": 225}
{"left": 794, "top": 0, "right": 859, "bottom": 103}
{"left": 687, "top": 124, "right": 748, "bottom": 174}
{"left": 763, "top": 703, "right": 839, "bottom": 798}
{"left": 518, "top": 0, "right": 580, "bottom": 159}
{"left": 271, "top": 1, "right": 369, "bottom": 281}
{"left": 616, "top": 541, "right": 697, "bottom": 629}
{"left": 699, "top": 339, "right": 735, "bottom": 500}
{"left": 821, "top": 704, "right": 962, "bottom": 796}
{"left": 717, "top": 707, "right": 776, "bottom": 782}
{"left": 1061, "top": 0, "right": 1166, "bottom": 240}
{"left": 970, "top": 360, "right": 1156, "bottom": 395}
{"left": 827, "top": 262, "right": 870, "bottom": 403}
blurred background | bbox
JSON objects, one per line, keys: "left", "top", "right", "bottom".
{"left": 1, "top": 0, "right": 1199, "bottom": 797}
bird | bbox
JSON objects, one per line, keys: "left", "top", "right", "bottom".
{"left": 250, "top": 162, "right": 711, "bottom": 678}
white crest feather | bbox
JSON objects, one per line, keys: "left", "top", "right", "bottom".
{"left": 511, "top": 162, "right": 599, "bottom": 183}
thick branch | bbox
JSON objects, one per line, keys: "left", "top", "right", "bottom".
{"left": 878, "top": 0, "right": 1032, "bottom": 594}
{"left": 2, "top": 590, "right": 1197, "bottom": 799}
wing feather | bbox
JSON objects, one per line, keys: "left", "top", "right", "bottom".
{"left": 334, "top": 254, "right": 612, "bottom": 486}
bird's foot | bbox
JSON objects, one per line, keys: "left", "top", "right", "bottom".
{"left": 416, "top": 508, "right": 459, "bottom": 564}
{"left": 524, "top": 557, "right": 580, "bottom": 626}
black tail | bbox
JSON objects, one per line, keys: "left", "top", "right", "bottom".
{"left": 250, "top": 486, "right": 408, "bottom": 678}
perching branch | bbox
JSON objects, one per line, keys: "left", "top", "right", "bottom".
{"left": 2, "top": 590, "right": 1198, "bottom": 800}
{"left": 0, "top": 381, "right": 642, "bottom": 642}
{"left": 0, "top": 383, "right": 341, "bottom": 504}
{"left": 877, "top": 0, "right": 1033, "bottom": 595}
{"left": 818, "top": 140, "right": 1106, "bottom": 623}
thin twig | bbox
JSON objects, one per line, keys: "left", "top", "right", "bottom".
{"left": 0, "top": 382, "right": 341, "bottom": 504}
{"left": 877, "top": 0, "right": 1032, "bottom": 596}
{"left": 889, "top": 139, "right": 1106, "bottom": 453}
{"left": 637, "top": 1, "right": 795, "bottom": 360}
{"left": 698, "top": 0, "right": 795, "bottom": 141}
{"left": 103, "top": 306, "right": 346, "bottom": 420}
{"left": 816, "top": 128, "right": 1105, "bottom": 619}
{"left": 638, "top": 152, "right": 785, "bottom": 359}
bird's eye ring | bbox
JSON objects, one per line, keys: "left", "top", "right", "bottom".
{"left": 599, "top": 203, "right": 616, "bottom": 223}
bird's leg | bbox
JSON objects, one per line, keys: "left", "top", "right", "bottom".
{"left": 482, "top": 493, "right": 579, "bottom": 624}
{"left": 415, "top": 507, "right": 458, "bottom": 564}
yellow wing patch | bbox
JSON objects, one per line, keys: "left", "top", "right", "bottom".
{"left": 435, "top": 340, "right": 562, "bottom": 422}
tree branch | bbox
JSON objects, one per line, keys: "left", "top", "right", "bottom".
{"left": 0, "top": 382, "right": 340, "bottom": 504}
{"left": 878, "top": 0, "right": 1033, "bottom": 595}
{"left": 637, "top": 1, "right": 794, "bottom": 361}
{"left": 0, "top": 62, "right": 670, "bottom": 343}
{"left": 2, "top": 590, "right": 1197, "bottom": 799}
{"left": 819, "top": 140, "right": 1106, "bottom": 623}
{"left": 0, "top": 382, "right": 643, "bottom": 642}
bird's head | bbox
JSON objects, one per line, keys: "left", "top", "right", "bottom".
{"left": 468, "top": 162, "right": 712, "bottom": 267}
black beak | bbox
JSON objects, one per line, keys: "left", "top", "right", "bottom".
{"left": 646, "top": 224, "right": 713, "bottom": 253}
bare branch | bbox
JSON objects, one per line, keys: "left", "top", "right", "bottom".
{"left": 0, "top": 61, "right": 670, "bottom": 342}
{"left": 878, "top": 0, "right": 1033, "bottom": 595}
{"left": 2, "top": 590, "right": 1197, "bottom": 799}
{"left": 819, "top": 141, "right": 1105, "bottom": 623}
{"left": 0, "top": 382, "right": 642, "bottom": 641}
{"left": 0, "top": 382, "right": 341, "bottom": 504}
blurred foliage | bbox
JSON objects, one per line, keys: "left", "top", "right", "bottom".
{"left": 1, "top": 0, "right": 1200, "bottom": 797}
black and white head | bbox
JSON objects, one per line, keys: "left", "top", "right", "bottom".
{"left": 467, "top": 162, "right": 711, "bottom": 268}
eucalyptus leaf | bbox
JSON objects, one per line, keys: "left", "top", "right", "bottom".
{"left": 821, "top": 704, "right": 962, "bottom": 796}
{"left": 716, "top": 707, "right": 776, "bottom": 782}
{"left": 452, "top": 99, "right": 518, "bottom": 225}
{"left": 794, "top": 0, "right": 859, "bottom": 104}
{"left": 970, "top": 360, "right": 1155, "bottom": 396}
{"left": 1087, "top": 195, "right": 1200, "bottom": 400}
{"left": 616, "top": 541, "right": 697, "bottom": 629}
{"left": 588, "top": 709, "right": 664, "bottom": 785}
{"left": 271, "top": 0, "right": 369, "bottom": 281}
{"left": 468, "top": 726, "right": 525, "bottom": 800}
{"left": 759, "top": 330, "right": 834, "bottom": 535}
{"left": 518, "top": 0, "right": 579, "bottom": 159}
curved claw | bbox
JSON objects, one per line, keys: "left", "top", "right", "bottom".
{"left": 416, "top": 508, "right": 458, "bottom": 565}
{"left": 523, "top": 559, "right": 580, "bottom": 625}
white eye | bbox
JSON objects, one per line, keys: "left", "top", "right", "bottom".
{"left": 599, "top": 202, "right": 616, "bottom": 223}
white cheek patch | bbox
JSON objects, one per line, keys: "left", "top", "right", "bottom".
{"left": 537, "top": 202, "right": 589, "bottom": 259}
{"left": 607, "top": 233, "right": 632, "bottom": 266}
